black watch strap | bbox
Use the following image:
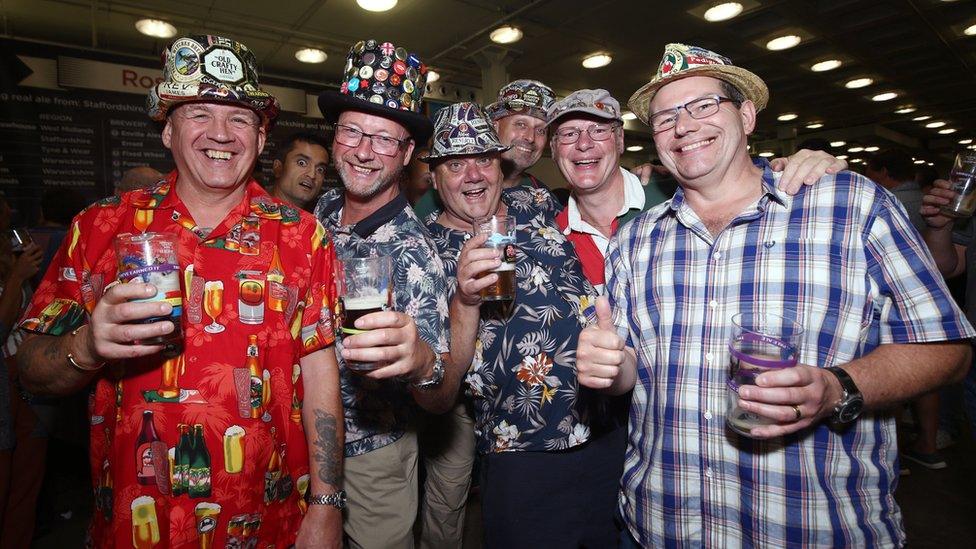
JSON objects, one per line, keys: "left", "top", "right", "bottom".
{"left": 825, "top": 366, "right": 864, "bottom": 423}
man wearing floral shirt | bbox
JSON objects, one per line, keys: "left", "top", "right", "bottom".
{"left": 421, "top": 102, "right": 618, "bottom": 548}
{"left": 314, "top": 39, "right": 454, "bottom": 549}
{"left": 16, "top": 35, "right": 344, "bottom": 548}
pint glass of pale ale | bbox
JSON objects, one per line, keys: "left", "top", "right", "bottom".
{"left": 335, "top": 256, "right": 393, "bottom": 371}
{"left": 473, "top": 215, "right": 516, "bottom": 302}
{"left": 115, "top": 232, "right": 184, "bottom": 357}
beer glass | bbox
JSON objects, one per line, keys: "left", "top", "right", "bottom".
{"left": 203, "top": 281, "right": 225, "bottom": 334}
{"left": 472, "top": 215, "right": 517, "bottom": 302}
{"left": 223, "top": 425, "right": 245, "bottom": 474}
{"left": 115, "top": 232, "right": 184, "bottom": 356}
{"left": 726, "top": 312, "right": 803, "bottom": 437}
{"left": 335, "top": 255, "right": 393, "bottom": 371}
{"left": 940, "top": 151, "right": 976, "bottom": 218}
{"left": 131, "top": 495, "right": 160, "bottom": 548}
{"left": 195, "top": 502, "right": 221, "bottom": 549}
{"left": 9, "top": 228, "right": 31, "bottom": 256}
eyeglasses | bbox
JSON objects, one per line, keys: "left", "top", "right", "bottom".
{"left": 334, "top": 124, "right": 408, "bottom": 156}
{"left": 649, "top": 94, "right": 738, "bottom": 133}
{"left": 552, "top": 123, "right": 619, "bottom": 145}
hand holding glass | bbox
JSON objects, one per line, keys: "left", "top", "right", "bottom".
{"left": 940, "top": 151, "right": 976, "bottom": 218}
{"left": 472, "top": 215, "right": 516, "bottom": 303}
{"left": 336, "top": 256, "right": 393, "bottom": 371}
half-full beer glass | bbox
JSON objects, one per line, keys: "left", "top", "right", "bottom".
{"left": 473, "top": 215, "right": 516, "bottom": 302}
{"left": 726, "top": 312, "right": 803, "bottom": 437}
{"left": 335, "top": 256, "right": 393, "bottom": 371}
{"left": 940, "top": 151, "right": 976, "bottom": 218}
{"left": 115, "top": 232, "right": 184, "bottom": 357}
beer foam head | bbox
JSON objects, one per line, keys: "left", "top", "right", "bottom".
{"left": 131, "top": 495, "right": 156, "bottom": 510}
{"left": 224, "top": 425, "right": 245, "bottom": 437}
{"left": 195, "top": 502, "right": 222, "bottom": 512}
{"left": 343, "top": 295, "right": 389, "bottom": 310}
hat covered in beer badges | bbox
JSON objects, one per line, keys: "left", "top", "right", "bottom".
{"left": 420, "top": 102, "right": 510, "bottom": 163}
{"left": 484, "top": 79, "right": 557, "bottom": 122}
{"left": 317, "top": 39, "right": 434, "bottom": 143}
{"left": 627, "top": 43, "right": 769, "bottom": 125}
{"left": 147, "top": 35, "right": 280, "bottom": 126}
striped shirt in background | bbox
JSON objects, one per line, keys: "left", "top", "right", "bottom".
{"left": 606, "top": 160, "right": 974, "bottom": 547}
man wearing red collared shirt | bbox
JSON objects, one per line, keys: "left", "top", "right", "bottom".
{"left": 15, "top": 35, "right": 344, "bottom": 548}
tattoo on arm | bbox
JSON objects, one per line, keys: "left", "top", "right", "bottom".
{"left": 313, "top": 409, "right": 342, "bottom": 486}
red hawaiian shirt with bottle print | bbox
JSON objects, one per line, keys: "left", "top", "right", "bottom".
{"left": 19, "top": 172, "right": 337, "bottom": 548}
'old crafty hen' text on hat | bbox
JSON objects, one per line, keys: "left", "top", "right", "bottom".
{"left": 318, "top": 39, "right": 433, "bottom": 143}
{"left": 485, "top": 79, "right": 557, "bottom": 122}
{"left": 627, "top": 43, "right": 769, "bottom": 126}
{"left": 421, "top": 102, "right": 510, "bottom": 162}
{"left": 147, "top": 35, "right": 280, "bottom": 126}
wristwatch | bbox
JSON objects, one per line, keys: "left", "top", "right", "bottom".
{"left": 307, "top": 489, "right": 347, "bottom": 509}
{"left": 825, "top": 366, "right": 864, "bottom": 423}
{"left": 411, "top": 354, "right": 444, "bottom": 389}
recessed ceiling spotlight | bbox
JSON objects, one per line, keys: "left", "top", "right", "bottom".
{"left": 357, "top": 0, "right": 398, "bottom": 12}
{"left": 811, "top": 59, "right": 842, "bottom": 72}
{"left": 959, "top": 139, "right": 973, "bottom": 145}
{"left": 864, "top": 146, "right": 879, "bottom": 152}
{"left": 871, "top": 92, "right": 898, "bottom": 102}
{"left": 704, "top": 2, "right": 744, "bottom": 22}
{"left": 135, "top": 19, "right": 177, "bottom": 38}
{"left": 925, "top": 121, "right": 947, "bottom": 128}
{"left": 626, "top": 145, "right": 644, "bottom": 152}
{"left": 805, "top": 122, "right": 824, "bottom": 129}
{"left": 914, "top": 159, "right": 926, "bottom": 165}
{"left": 845, "top": 77, "right": 873, "bottom": 89}
{"left": 759, "top": 151, "right": 775, "bottom": 157}
{"left": 837, "top": 154, "right": 849, "bottom": 160}
{"left": 582, "top": 53, "right": 612, "bottom": 69}
{"left": 912, "top": 115, "right": 931, "bottom": 121}
{"left": 295, "top": 48, "right": 327, "bottom": 64}
{"left": 939, "top": 128, "right": 957, "bottom": 134}
{"left": 777, "top": 113, "right": 798, "bottom": 121}
{"left": 966, "top": 24, "right": 976, "bottom": 36}
{"left": 426, "top": 70, "right": 440, "bottom": 83}
{"left": 622, "top": 111, "right": 638, "bottom": 121}
{"left": 830, "top": 140, "right": 846, "bottom": 147}
{"left": 848, "top": 146, "right": 864, "bottom": 153}
{"left": 766, "top": 34, "right": 802, "bottom": 51}
{"left": 490, "top": 26, "right": 523, "bottom": 44}
{"left": 894, "top": 106, "right": 916, "bottom": 114}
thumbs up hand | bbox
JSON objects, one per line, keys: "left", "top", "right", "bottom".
{"left": 577, "top": 296, "right": 628, "bottom": 390}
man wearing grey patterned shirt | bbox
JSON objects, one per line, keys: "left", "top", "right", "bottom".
{"left": 314, "top": 39, "right": 456, "bottom": 549}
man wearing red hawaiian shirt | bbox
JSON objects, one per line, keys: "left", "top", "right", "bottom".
{"left": 16, "top": 35, "right": 343, "bottom": 549}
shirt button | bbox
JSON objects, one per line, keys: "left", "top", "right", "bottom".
{"left": 704, "top": 467, "right": 713, "bottom": 479}
{"left": 705, "top": 352, "right": 714, "bottom": 362}
{"left": 703, "top": 410, "right": 713, "bottom": 420}
{"left": 709, "top": 300, "right": 718, "bottom": 309}
{"left": 713, "top": 251, "right": 722, "bottom": 260}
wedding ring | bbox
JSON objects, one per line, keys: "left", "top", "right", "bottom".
{"left": 791, "top": 404, "right": 802, "bottom": 421}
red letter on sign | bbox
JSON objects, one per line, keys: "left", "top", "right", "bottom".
{"left": 122, "top": 69, "right": 136, "bottom": 87}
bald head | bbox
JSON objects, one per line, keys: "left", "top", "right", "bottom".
{"left": 116, "top": 166, "right": 164, "bottom": 195}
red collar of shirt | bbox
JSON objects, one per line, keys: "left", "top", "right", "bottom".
{"left": 123, "top": 171, "right": 282, "bottom": 219}
{"left": 555, "top": 206, "right": 617, "bottom": 287}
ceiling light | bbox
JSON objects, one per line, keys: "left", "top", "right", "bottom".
{"left": 777, "top": 113, "right": 798, "bottom": 121}
{"left": 837, "top": 155, "right": 848, "bottom": 160}
{"left": 426, "top": 70, "right": 440, "bottom": 83}
{"left": 626, "top": 145, "right": 644, "bottom": 152}
{"left": 805, "top": 122, "right": 824, "bottom": 129}
{"left": 850, "top": 158, "right": 862, "bottom": 163}
{"left": 960, "top": 139, "right": 973, "bottom": 145}
{"left": 622, "top": 111, "right": 638, "bottom": 121}
{"left": 912, "top": 115, "right": 931, "bottom": 121}
{"left": 871, "top": 92, "right": 898, "bottom": 102}
{"left": 848, "top": 146, "right": 864, "bottom": 153}
{"left": 965, "top": 24, "right": 976, "bottom": 36}
{"left": 811, "top": 59, "right": 842, "bottom": 72}
{"left": 490, "top": 26, "right": 523, "bottom": 44}
{"left": 830, "top": 140, "right": 846, "bottom": 147}
{"left": 939, "top": 128, "right": 957, "bottom": 134}
{"left": 914, "top": 159, "right": 926, "bottom": 165}
{"left": 845, "top": 77, "right": 873, "bottom": 89}
{"left": 704, "top": 2, "right": 744, "bottom": 22}
{"left": 925, "top": 121, "right": 947, "bottom": 128}
{"left": 295, "top": 48, "right": 327, "bottom": 64}
{"left": 766, "top": 35, "right": 801, "bottom": 51}
{"left": 759, "top": 151, "right": 775, "bottom": 157}
{"left": 582, "top": 53, "right": 612, "bottom": 69}
{"left": 894, "top": 106, "right": 916, "bottom": 114}
{"left": 357, "top": 0, "right": 397, "bottom": 12}
{"left": 135, "top": 19, "right": 177, "bottom": 38}
{"left": 864, "top": 146, "right": 879, "bottom": 152}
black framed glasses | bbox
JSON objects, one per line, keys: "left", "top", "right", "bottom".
{"left": 552, "top": 123, "right": 620, "bottom": 145}
{"left": 334, "top": 124, "right": 408, "bottom": 156}
{"left": 649, "top": 94, "right": 738, "bottom": 133}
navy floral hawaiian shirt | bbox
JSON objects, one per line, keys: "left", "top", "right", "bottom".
{"left": 315, "top": 189, "right": 450, "bottom": 457}
{"left": 426, "top": 186, "right": 598, "bottom": 454}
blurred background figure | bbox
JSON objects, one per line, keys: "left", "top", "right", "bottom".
{"left": 269, "top": 131, "right": 330, "bottom": 211}
{"left": 403, "top": 146, "right": 433, "bottom": 207}
{"left": 114, "top": 165, "right": 163, "bottom": 195}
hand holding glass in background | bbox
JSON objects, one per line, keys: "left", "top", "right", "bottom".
{"left": 940, "top": 151, "right": 976, "bottom": 218}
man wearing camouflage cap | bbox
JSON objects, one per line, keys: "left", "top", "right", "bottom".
{"left": 315, "top": 39, "right": 455, "bottom": 549}
{"left": 18, "top": 35, "right": 344, "bottom": 547}
{"left": 413, "top": 79, "right": 561, "bottom": 221}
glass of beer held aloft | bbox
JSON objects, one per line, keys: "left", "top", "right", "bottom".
{"left": 114, "top": 232, "right": 184, "bottom": 357}
{"left": 940, "top": 151, "right": 976, "bottom": 218}
{"left": 725, "top": 312, "right": 804, "bottom": 437}
{"left": 335, "top": 255, "right": 393, "bottom": 371}
{"left": 473, "top": 215, "right": 517, "bottom": 303}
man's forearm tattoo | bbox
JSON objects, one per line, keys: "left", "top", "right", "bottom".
{"left": 313, "top": 409, "right": 342, "bottom": 486}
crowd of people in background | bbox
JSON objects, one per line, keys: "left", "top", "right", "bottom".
{"left": 1, "top": 32, "right": 974, "bottom": 549}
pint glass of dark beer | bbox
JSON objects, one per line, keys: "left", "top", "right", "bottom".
{"left": 473, "top": 215, "right": 516, "bottom": 302}
{"left": 335, "top": 255, "right": 393, "bottom": 371}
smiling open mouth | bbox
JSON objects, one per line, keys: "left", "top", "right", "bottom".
{"left": 573, "top": 159, "right": 599, "bottom": 166}
{"left": 679, "top": 138, "right": 715, "bottom": 152}
{"left": 205, "top": 150, "right": 233, "bottom": 160}
{"left": 462, "top": 188, "right": 487, "bottom": 198}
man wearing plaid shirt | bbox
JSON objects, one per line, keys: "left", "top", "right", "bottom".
{"left": 577, "top": 43, "right": 974, "bottom": 547}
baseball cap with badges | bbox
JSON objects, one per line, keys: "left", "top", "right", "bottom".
{"left": 147, "top": 35, "right": 280, "bottom": 126}
{"left": 318, "top": 39, "right": 434, "bottom": 143}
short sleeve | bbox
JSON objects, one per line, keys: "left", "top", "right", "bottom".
{"left": 19, "top": 219, "right": 92, "bottom": 336}
{"left": 395, "top": 230, "right": 450, "bottom": 355}
{"left": 298, "top": 221, "right": 338, "bottom": 355}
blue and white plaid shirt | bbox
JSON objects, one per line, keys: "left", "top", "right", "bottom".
{"left": 607, "top": 160, "right": 974, "bottom": 547}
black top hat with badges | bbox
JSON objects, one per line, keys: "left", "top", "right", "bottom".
{"left": 318, "top": 39, "right": 433, "bottom": 143}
